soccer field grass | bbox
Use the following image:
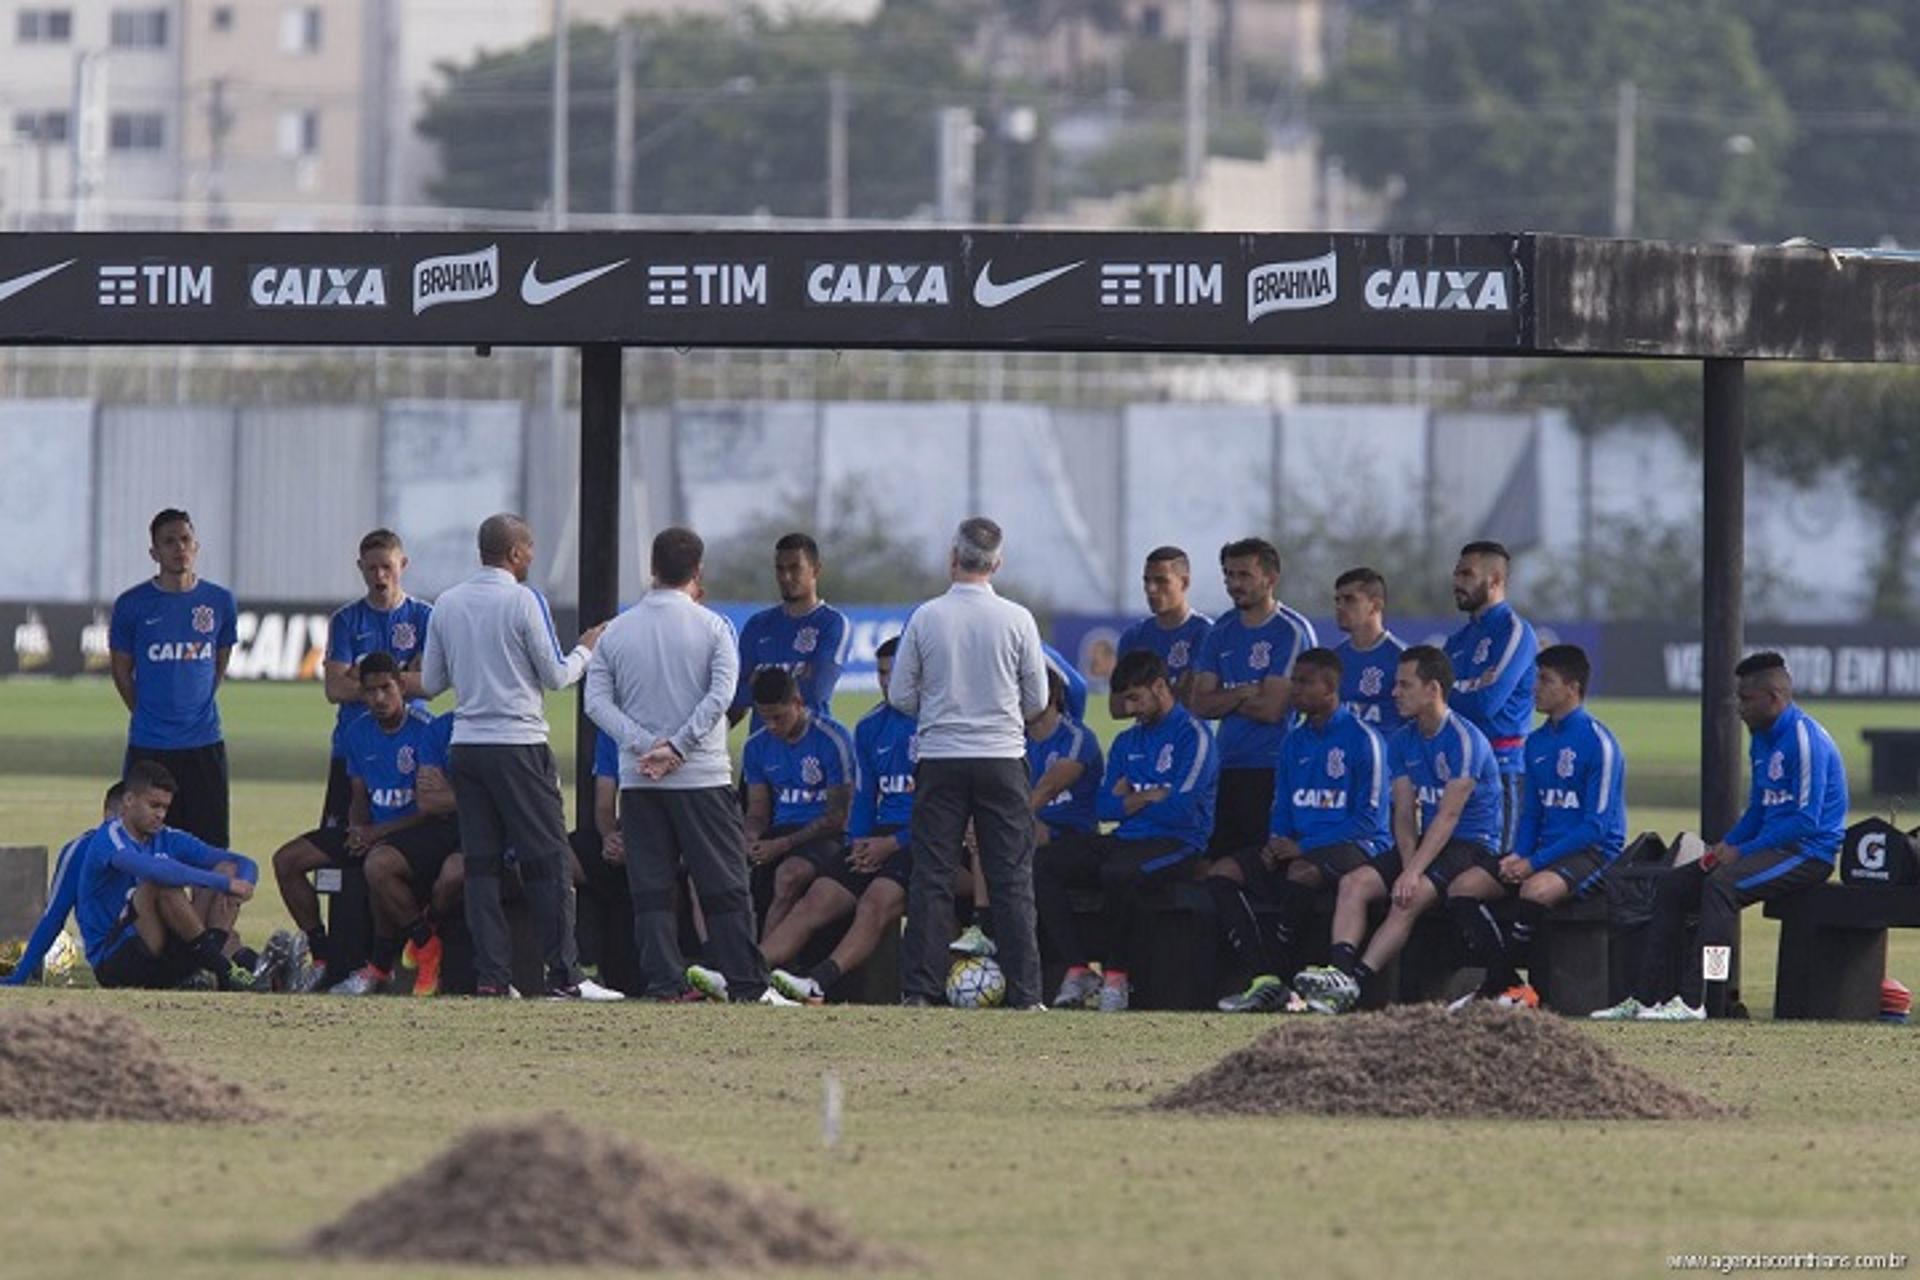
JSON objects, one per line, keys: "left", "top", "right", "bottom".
{"left": 0, "top": 990, "right": 1916, "bottom": 1279}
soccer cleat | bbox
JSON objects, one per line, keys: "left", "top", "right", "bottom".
{"left": 1052, "top": 969, "right": 1103, "bottom": 1010}
{"left": 949, "top": 925, "right": 997, "bottom": 958}
{"left": 770, "top": 968, "right": 827, "bottom": 1005}
{"left": 331, "top": 966, "right": 387, "bottom": 997}
{"left": 1446, "top": 990, "right": 1481, "bottom": 1014}
{"left": 576, "top": 978, "right": 625, "bottom": 1002}
{"left": 1218, "top": 975, "right": 1301, "bottom": 1014}
{"left": 685, "top": 964, "right": 730, "bottom": 1003}
{"left": 1293, "top": 965, "right": 1362, "bottom": 1013}
{"left": 250, "top": 930, "right": 295, "bottom": 992}
{"left": 410, "top": 934, "right": 444, "bottom": 998}
{"left": 1496, "top": 983, "right": 1540, "bottom": 1010}
{"left": 1636, "top": 996, "right": 1707, "bottom": 1022}
{"left": 1096, "top": 978, "right": 1131, "bottom": 1013}
{"left": 179, "top": 970, "right": 217, "bottom": 992}
{"left": 758, "top": 986, "right": 802, "bottom": 1007}
{"left": 1588, "top": 996, "right": 1646, "bottom": 1021}
{"left": 220, "top": 959, "right": 256, "bottom": 992}
{"left": 287, "top": 938, "right": 330, "bottom": 995}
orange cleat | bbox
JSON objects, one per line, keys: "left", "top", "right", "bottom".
{"left": 411, "top": 934, "right": 444, "bottom": 997}
{"left": 1497, "top": 983, "right": 1540, "bottom": 1009}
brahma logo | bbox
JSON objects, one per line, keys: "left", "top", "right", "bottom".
{"left": 191, "top": 605, "right": 216, "bottom": 635}
{"left": 806, "top": 263, "right": 949, "bottom": 306}
{"left": 1247, "top": 252, "right": 1337, "bottom": 321}
{"left": 249, "top": 266, "right": 388, "bottom": 308}
{"left": 413, "top": 246, "right": 498, "bottom": 315}
{"left": 1363, "top": 268, "right": 1509, "bottom": 312}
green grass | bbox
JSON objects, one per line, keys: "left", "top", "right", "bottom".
{"left": 0, "top": 991, "right": 1915, "bottom": 1279}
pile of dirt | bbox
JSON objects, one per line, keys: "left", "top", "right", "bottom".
{"left": 1155, "top": 1004, "right": 1727, "bottom": 1121}
{"left": 0, "top": 1006, "right": 268, "bottom": 1123}
{"left": 306, "top": 1115, "right": 911, "bottom": 1271}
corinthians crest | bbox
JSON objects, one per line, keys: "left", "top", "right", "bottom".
{"left": 801, "top": 755, "right": 824, "bottom": 786}
{"left": 191, "top": 605, "right": 216, "bottom": 634}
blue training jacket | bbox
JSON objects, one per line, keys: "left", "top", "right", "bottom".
{"left": 1443, "top": 601, "right": 1538, "bottom": 775}
{"left": 1512, "top": 706, "right": 1628, "bottom": 872}
{"left": 1723, "top": 703, "right": 1848, "bottom": 864}
{"left": 1095, "top": 703, "right": 1218, "bottom": 853}
{"left": 1269, "top": 707, "right": 1391, "bottom": 855}
{"left": 74, "top": 818, "right": 259, "bottom": 968}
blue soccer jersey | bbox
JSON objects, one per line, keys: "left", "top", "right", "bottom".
{"left": 1389, "top": 711, "right": 1504, "bottom": 851}
{"left": 1096, "top": 704, "right": 1219, "bottom": 852}
{"left": 1444, "top": 602, "right": 1538, "bottom": 775}
{"left": 341, "top": 705, "right": 442, "bottom": 824}
{"left": 325, "top": 596, "right": 433, "bottom": 754}
{"left": 1193, "top": 604, "right": 1317, "bottom": 770}
{"left": 732, "top": 603, "right": 851, "bottom": 724}
{"left": 850, "top": 702, "right": 918, "bottom": 839}
{"left": 109, "top": 579, "right": 239, "bottom": 749}
{"left": 74, "top": 818, "right": 259, "bottom": 968}
{"left": 1513, "top": 706, "right": 1628, "bottom": 873}
{"left": 1028, "top": 714, "right": 1105, "bottom": 837}
{"left": 743, "top": 713, "right": 857, "bottom": 829}
{"left": 1334, "top": 632, "right": 1406, "bottom": 736}
{"left": 1116, "top": 612, "right": 1214, "bottom": 688}
{"left": 1723, "top": 703, "right": 1849, "bottom": 865}
{"left": 1270, "top": 708, "right": 1391, "bottom": 855}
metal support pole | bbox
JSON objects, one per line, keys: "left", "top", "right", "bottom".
{"left": 575, "top": 344, "right": 622, "bottom": 822}
{"left": 1701, "top": 358, "right": 1745, "bottom": 841}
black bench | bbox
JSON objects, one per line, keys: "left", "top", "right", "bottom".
{"left": 1862, "top": 729, "right": 1920, "bottom": 797}
{"left": 1765, "top": 884, "right": 1920, "bottom": 1020}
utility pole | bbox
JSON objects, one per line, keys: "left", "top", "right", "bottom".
{"left": 72, "top": 50, "right": 111, "bottom": 231}
{"left": 984, "top": 14, "right": 1008, "bottom": 223}
{"left": 1183, "top": 0, "right": 1209, "bottom": 218}
{"left": 613, "top": 23, "right": 635, "bottom": 217}
{"left": 1611, "top": 79, "right": 1637, "bottom": 238}
{"left": 206, "top": 75, "right": 232, "bottom": 230}
{"left": 550, "top": 0, "right": 570, "bottom": 229}
{"left": 827, "top": 71, "right": 848, "bottom": 221}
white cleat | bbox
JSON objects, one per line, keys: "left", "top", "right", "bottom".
{"left": 758, "top": 985, "right": 801, "bottom": 1006}
{"left": 1635, "top": 996, "right": 1707, "bottom": 1022}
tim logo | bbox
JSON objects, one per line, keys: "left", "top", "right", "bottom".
{"left": 1326, "top": 748, "right": 1346, "bottom": 780}
{"left": 1155, "top": 743, "right": 1175, "bottom": 774}
{"left": 801, "top": 756, "right": 823, "bottom": 786}
{"left": 1249, "top": 641, "right": 1272, "bottom": 672}
{"left": 1100, "top": 262, "right": 1222, "bottom": 307}
{"left": 392, "top": 622, "right": 417, "bottom": 652}
{"left": 191, "top": 605, "right": 216, "bottom": 635}
{"left": 1767, "top": 750, "right": 1786, "bottom": 782}
{"left": 647, "top": 263, "right": 767, "bottom": 307}
{"left": 1359, "top": 666, "right": 1384, "bottom": 697}
{"left": 1556, "top": 747, "right": 1576, "bottom": 779}
{"left": 794, "top": 627, "right": 818, "bottom": 655}
{"left": 396, "top": 745, "right": 416, "bottom": 775}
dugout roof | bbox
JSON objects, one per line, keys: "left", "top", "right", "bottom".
{"left": 2, "top": 231, "right": 1915, "bottom": 361}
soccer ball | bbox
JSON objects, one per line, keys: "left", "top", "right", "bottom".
{"left": 946, "top": 955, "right": 1007, "bottom": 1009}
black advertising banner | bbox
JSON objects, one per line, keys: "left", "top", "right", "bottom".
{"left": 0, "top": 231, "right": 1530, "bottom": 354}
{"left": 1596, "top": 622, "right": 1920, "bottom": 700}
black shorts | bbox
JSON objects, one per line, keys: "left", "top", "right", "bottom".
{"left": 1209, "top": 768, "right": 1275, "bottom": 854}
{"left": 296, "top": 825, "right": 354, "bottom": 862}
{"left": 1424, "top": 839, "right": 1504, "bottom": 891}
{"left": 377, "top": 816, "right": 463, "bottom": 891}
{"left": 125, "top": 741, "right": 229, "bottom": 849}
{"left": 94, "top": 932, "right": 202, "bottom": 990}
{"left": 1302, "top": 841, "right": 1401, "bottom": 886}
{"left": 1540, "top": 847, "right": 1613, "bottom": 897}
{"left": 320, "top": 754, "right": 352, "bottom": 830}
{"left": 828, "top": 825, "right": 911, "bottom": 895}
{"left": 772, "top": 826, "right": 848, "bottom": 877}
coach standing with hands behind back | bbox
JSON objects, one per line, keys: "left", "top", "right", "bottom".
{"left": 890, "top": 517, "right": 1049, "bottom": 1008}
{"left": 422, "top": 513, "right": 618, "bottom": 1000}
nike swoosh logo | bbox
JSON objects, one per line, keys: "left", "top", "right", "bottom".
{"left": 0, "top": 259, "right": 74, "bottom": 304}
{"left": 973, "top": 260, "right": 1082, "bottom": 308}
{"left": 520, "top": 258, "right": 628, "bottom": 305}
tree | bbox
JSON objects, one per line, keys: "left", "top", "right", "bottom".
{"left": 1317, "top": 0, "right": 1790, "bottom": 239}
{"left": 700, "top": 481, "right": 951, "bottom": 605}
{"left": 418, "top": 7, "right": 1001, "bottom": 220}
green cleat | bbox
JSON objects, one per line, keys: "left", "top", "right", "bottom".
{"left": 949, "top": 925, "right": 997, "bottom": 958}
{"left": 1292, "top": 965, "right": 1361, "bottom": 1012}
{"left": 685, "top": 964, "right": 730, "bottom": 1002}
{"left": 1635, "top": 996, "right": 1707, "bottom": 1022}
{"left": 1217, "top": 975, "right": 1304, "bottom": 1014}
{"left": 1588, "top": 996, "right": 1647, "bottom": 1021}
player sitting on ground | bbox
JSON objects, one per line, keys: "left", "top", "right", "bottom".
{"left": 1593, "top": 651, "right": 1845, "bottom": 1022}
{"left": 0, "top": 782, "right": 124, "bottom": 987}
{"left": 1036, "top": 650, "right": 1217, "bottom": 1012}
{"left": 764, "top": 636, "right": 918, "bottom": 1004}
{"left": 1448, "top": 644, "right": 1626, "bottom": 1011}
{"left": 1293, "top": 645, "right": 1504, "bottom": 1013}
{"left": 1211, "top": 648, "right": 1392, "bottom": 1013}
{"left": 743, "top": 667, "right": 856, "bottom": 940}
{"left": 266, "top": 653, "right": 458, "bottom": 995}
{"left": 73, "top": 760, "right": 260, "bottom": 991}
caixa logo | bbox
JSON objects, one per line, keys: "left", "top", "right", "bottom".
{"left": 806, "top": 263, "right": 950, "bottom": 305}
{"left": 1363, "top": 268, "right": 1510, "bottom": 312}
{"left": 226, "top": 609, "right": 331, "bottom": 681}
{"left": 250, "top": 266, "right": 388, "bottom": 308}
